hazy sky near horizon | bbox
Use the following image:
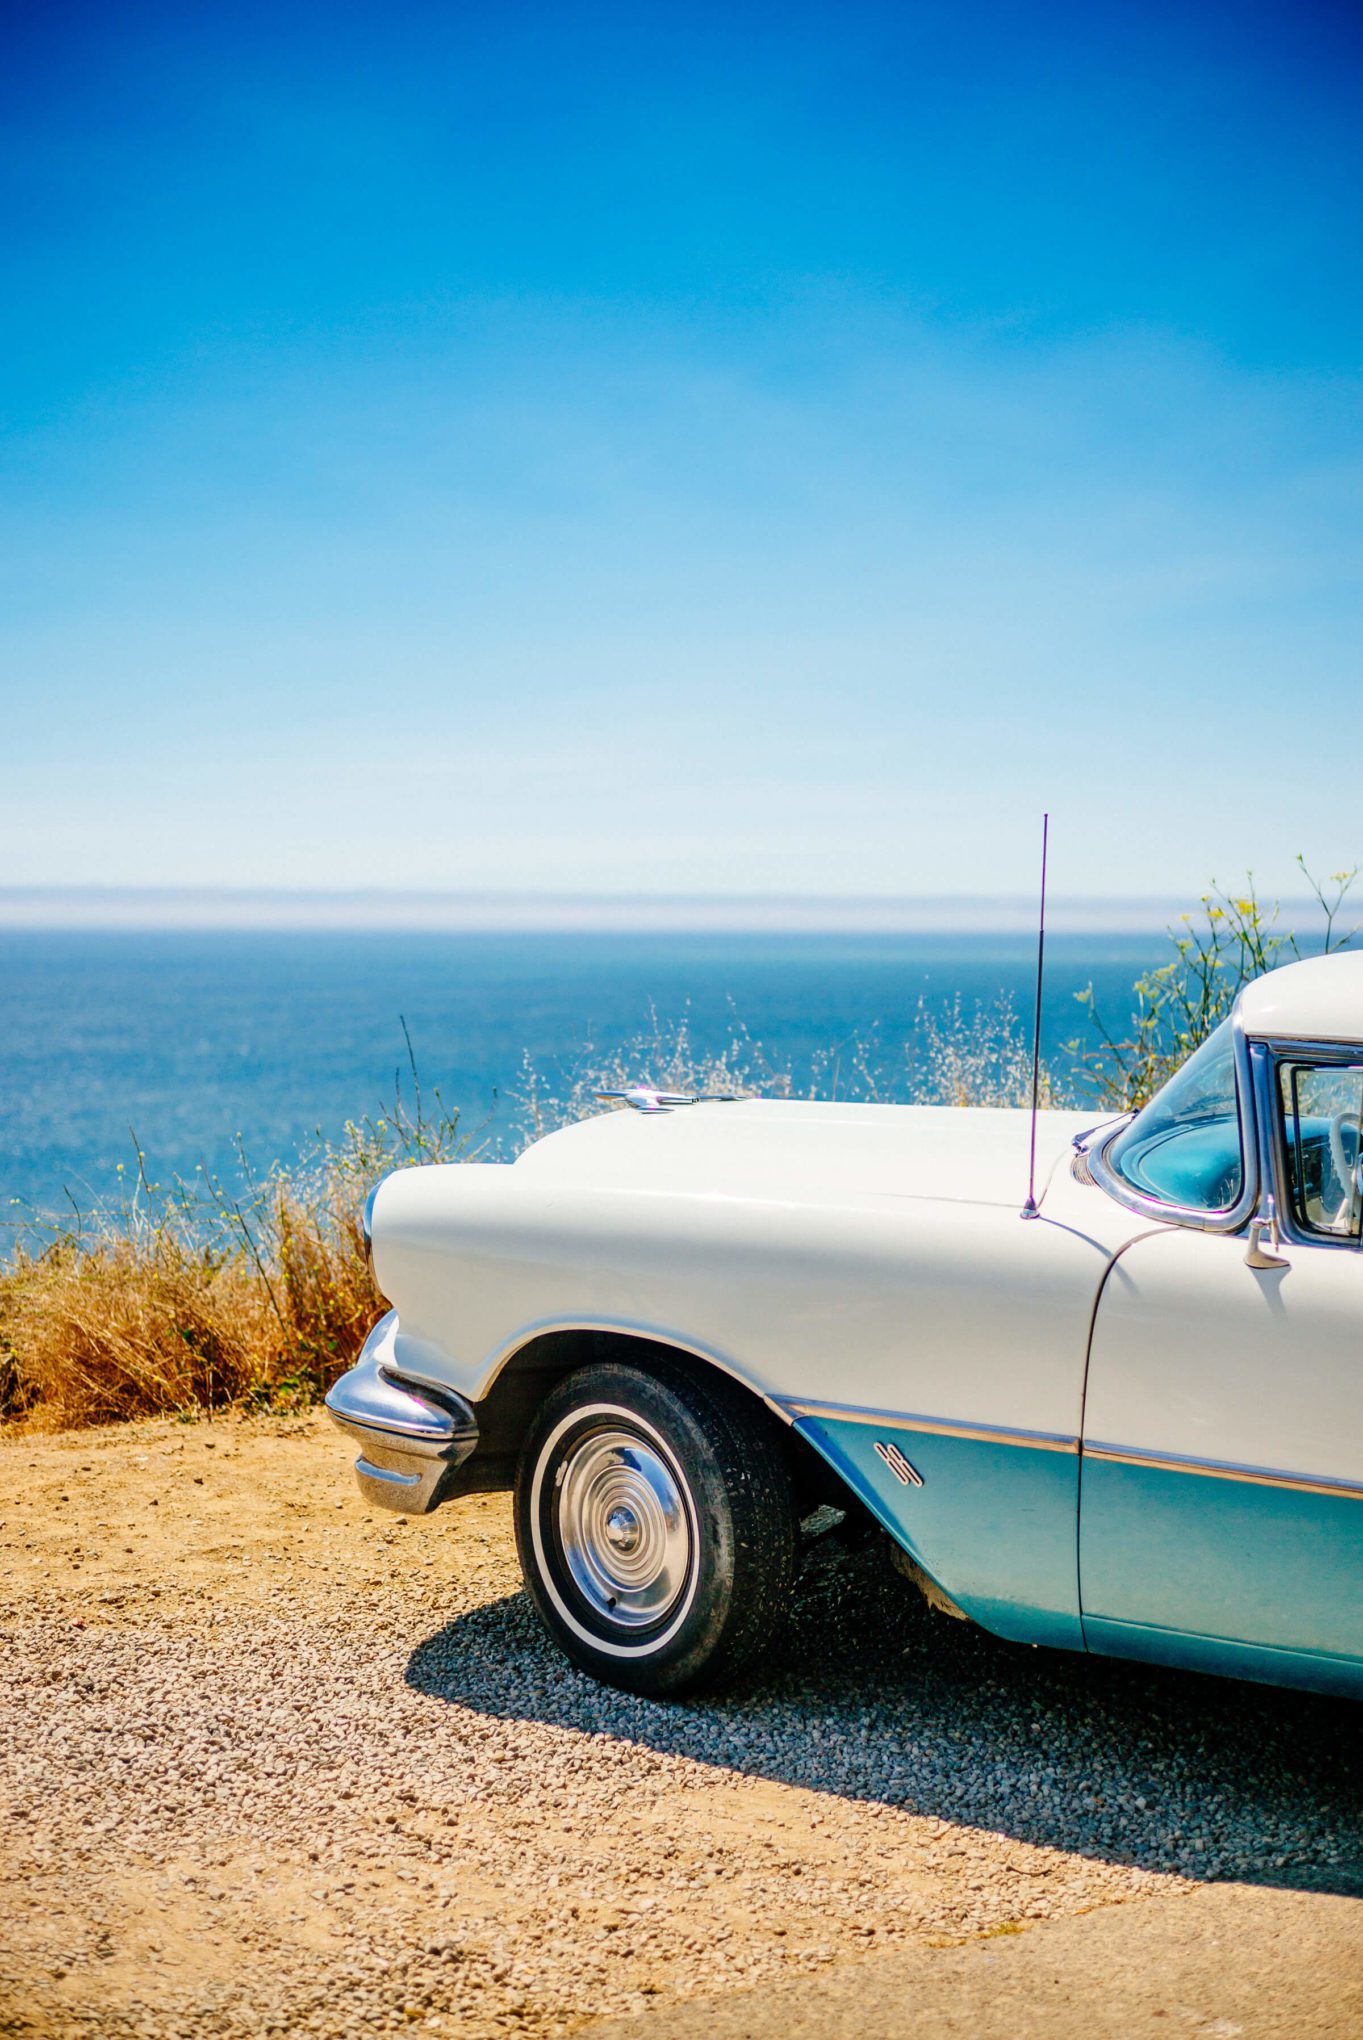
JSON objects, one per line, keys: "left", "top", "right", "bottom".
{"left": 2, "top": 0, "right": 1360, "bottom": 904}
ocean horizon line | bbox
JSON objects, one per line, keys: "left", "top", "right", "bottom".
{"left": 0, "top": 884, "right": 1305, "bottom": 936}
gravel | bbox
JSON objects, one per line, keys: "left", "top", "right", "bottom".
{"left": 1, "top": 1414, "right": 1359, "bottom": 2038}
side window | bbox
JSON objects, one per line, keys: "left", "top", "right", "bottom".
{"left": 1278, "top": 1061, "right": 1363, "bottom": 1241}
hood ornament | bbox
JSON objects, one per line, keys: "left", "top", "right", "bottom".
{"left": 596, "top": 1088, "right": 740, "bottom": 1114}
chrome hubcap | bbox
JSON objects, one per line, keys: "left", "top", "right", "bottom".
{"left": 605, "top": 1505, "right": 641, "bottom": 1554}
{"left": 555, "top": 1428, "right": 691, "bottom": 1629}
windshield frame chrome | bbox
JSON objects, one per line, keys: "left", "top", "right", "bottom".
{"left": 1086, "top": 1006, "right": 1260, "bottom": 1233}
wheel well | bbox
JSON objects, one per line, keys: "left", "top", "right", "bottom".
{"left": 448, "top": 1327, "right": 848, "bottom": 1517}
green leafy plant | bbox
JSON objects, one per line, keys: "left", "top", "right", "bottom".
{"left": 1070, "top": 859, "right": 1359, "bottom": 1111}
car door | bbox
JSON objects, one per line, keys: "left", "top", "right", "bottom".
{"left": 1080, "top": 1049, "right": 1363, "bottom": 1696}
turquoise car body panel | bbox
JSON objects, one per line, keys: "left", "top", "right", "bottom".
{"left": 1079, "top": 1455, "right": 1363, "bottom": 1697}
{"left": 797, "top": 1416, "right": 1363, "bottom": 1699}
{"left": 794, "top": 1414, "right": 1084, "bottom": 1652}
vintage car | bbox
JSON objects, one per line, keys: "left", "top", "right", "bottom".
{"left": 326, "top": 951, "right": 1363, "bottom": 1700}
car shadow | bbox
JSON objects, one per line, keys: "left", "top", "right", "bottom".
{"left": 406, "top": 1534, "right": 1363, "bottom": 1898}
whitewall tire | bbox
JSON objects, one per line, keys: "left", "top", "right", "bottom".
{"left": 513, "top": 1359, "right": 797, "bottom": 1695}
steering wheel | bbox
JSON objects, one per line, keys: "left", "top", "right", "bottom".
{"left": 1327, "top": 1111, "right": 1361, "bottom": 1225}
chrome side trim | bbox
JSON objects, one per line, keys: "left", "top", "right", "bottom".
{"left": 1084, "top": 1439, "right": 1363, "bottom": 1502}
{"left": 873, "top": 1439, "right": 924, "bottom": 1487}
{"left": 780, "top": 1397, "right": 1077, "bottom": 1454}
{"left": 326, "top": 1338, "right": 479, "bottom": 1514}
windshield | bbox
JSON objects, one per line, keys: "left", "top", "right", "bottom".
{"left": 1104, "top": 1019, "right": 1244, "bottom": 1214}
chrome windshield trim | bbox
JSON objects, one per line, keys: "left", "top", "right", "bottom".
{"left": 1084, "top": 1440, "right": 1363, "bottom": 1502}
{"left": 1086, "top": 1006, "right": 1259, "bottom": 1234}
{"left": 780, "top": 1398, "right": 1076, "bottom": 1454}
{"left": 1071, "top": 1113, "right": 1132, "bottom": 1152}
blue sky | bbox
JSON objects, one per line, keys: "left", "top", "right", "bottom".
{"left": 2, "top": 0, "right": 1360, "bottom": 906}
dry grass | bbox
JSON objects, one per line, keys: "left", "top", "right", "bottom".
{"left": 0, "top": 1093, "right": 464, "bottom": 1432}
{"left": 0, "top": 1230, "right": 277, "bottom": 1430}
{"left": 0, "top": 993, "right": 1056, "bottom": 1433}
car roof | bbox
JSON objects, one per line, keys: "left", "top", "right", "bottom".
{"left": 1237, "top": 949, "right": 1363, "bottom": 1043}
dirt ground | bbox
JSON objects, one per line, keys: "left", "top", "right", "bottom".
{"left": 1, "top": 1412, "right": 1359, "bottom": 2037}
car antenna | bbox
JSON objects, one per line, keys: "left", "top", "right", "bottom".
{"left": 1020, "top": 812, "right": 1049, "bottom": 1221}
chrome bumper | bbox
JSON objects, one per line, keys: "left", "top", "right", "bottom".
{"left": 325, "top": 1324, "right": 479, "bottom": 1515}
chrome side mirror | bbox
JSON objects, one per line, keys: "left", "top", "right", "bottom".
{"left": 1245, "top": 1192, "right": 1289, "bottom": 1271}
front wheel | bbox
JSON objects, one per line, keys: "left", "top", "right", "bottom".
{"left": 513, "top": 1359, "right": 797, "bottom": 1695}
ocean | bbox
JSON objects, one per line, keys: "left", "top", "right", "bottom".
{"left": 0, "top": 928, "right": 1161, "bottom": 1223}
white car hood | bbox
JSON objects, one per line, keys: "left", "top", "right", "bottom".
{"left": 514, "top": 1097, "right": 1096, "bottom": 1212}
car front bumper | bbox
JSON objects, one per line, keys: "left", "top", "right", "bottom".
{"left": 325, "top": 1314, "right": 479, "bottom": 1514}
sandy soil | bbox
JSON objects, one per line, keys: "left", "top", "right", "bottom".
{"left": 0, "top": 1412, "right": 1358, "bottom": 2037}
